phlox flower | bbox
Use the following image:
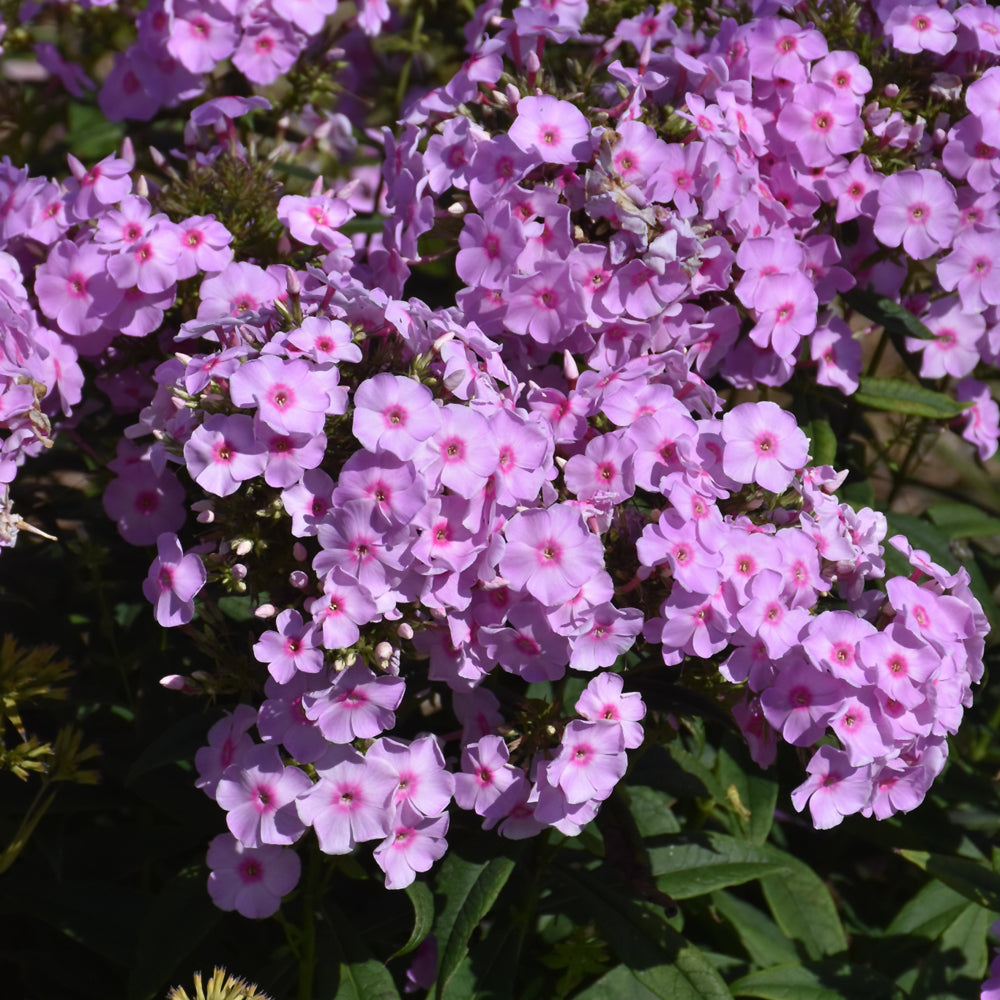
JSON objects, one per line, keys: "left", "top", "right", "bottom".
{"left": 575, "top": 671, "right": 645, "bottom": 749}
{"left": 454, "top": 736, "right": 518, "bottom": 816}
{"left": 374, "top": 803, "right": 450, "bottom": 889}
{"left": 353, "top": 374, "right": 441, "bottom": 460}
{"left": 956, "top": 378, "right": 1000, "bottom": 461}
{"left": 183, "top": 414, "right": 266, "bottom": 496}
{"left": 174, "top": 215, "right": 233, "bottom": 278}
{"left": 229, "top": 355, "right": 333, "bottom": 436}
{"left": 296, "top": 749, "right": 398, "bottom": 855}
{"left": 307, "top": 569, "right": 379, "bottom": 649}
{"left": 34, "top": 240, "right": 122, "bottom": 339}
{"left": 233, "top": 18, "right": 301, "bottom": 84}
{"left": 759, "top": 658, "right": 845, "bottom": 745}
{"left": 367, "top": 736, "right": 455, "bottom": 818}
{"left": 253, "top": 609, "right": 323, "bottom": 684}
{"left": 500, "top": 504, "right": 604, "bottom": 606}
{"left": 721, "top": 401, "right": 809, "bottom": 494}
{"left": 569, "top": 604, "right": 644, "bottom": 673}
{"left": 883, "top": 3, "right": 956, "bottom": 55}
{"left": 775, "top": 83, "right": 864, "bottom": 168}
{"left": 303, "top": 663, "right": 405, "bottom": 744}
{"left": 142, "top": 532, "right": 206, "bottom": 627}
{"left": 543, "top": 720, "right": 625, "bottom": 805}
{"left": 508, "top": 95, "right": 591, "bottom": 164}
{"left": 195, "top": 705, "right": 258, "bottom": 799}
{"left": 215, "top": 744, "right": 312, "bottom": 847}
{"left": 206, "top": 834, "right": 301, "bottom": 919}
{"left": 790, "top": 745, "right": 872, "bottom": 829}
{"left": 873, "top": 170, "right": 959, "bottom": 260}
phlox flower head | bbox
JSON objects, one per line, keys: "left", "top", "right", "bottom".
{"left": 374, "top": 803, "right": 450, "bottom": 889}
{"left": 721, "top": 401, "right": 809, "bottom": 493}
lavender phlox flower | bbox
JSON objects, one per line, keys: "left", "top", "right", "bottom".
{"left": 575, "top": 671, "right": 645, "bottom": 749}
{"left": 207, "top": 834, "right": 301, "bottom": 918}
{"left": 257, "top": 673, "right": 331, "bottom": 763}
{"left": 142, "top": 531, "right": 207, "bottom": 627}
{"left": 253, "top": 609, "right": 323, "bottom": 684}
{"left": 195, "top": 705, "right": 258, "bottom": 799}
{"left": 721, "top": 400, "right": 809, "bottom": 493}
{"left": 790, "top": 745, "right": 872, "bottom": 829}
{"left": 306, "top": 569, "right": 378, "bottom": 651}
{"left": 215, "top": 744, "right": 311, "bottom": 847}
{"left": 303, "top": 663, "right": 405, "bottom": 744}
{"left": 367, "top": 736, "right": 455, "bottom": 819}
{"left": 540, "top": 719, "right": 626, "bottom": 806}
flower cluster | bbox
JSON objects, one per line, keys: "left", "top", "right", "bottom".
{"left": 1, "top": 0, "right": 997, "bottom": 929}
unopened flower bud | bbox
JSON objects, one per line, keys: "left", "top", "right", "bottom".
{"left": 293, "top": 542, "right": 307, "bottom": 562}
{"left": 231, "top": 563, "right": 247, "bottom": 581}
{"left": 374, "top": 641, "right": 394, "bottom": 664}
{"left": 289, "top": 569, "right": 309, "bottom": 589}
{"left": 883, "top": 83, "right": 899, "bottom": 98}
{"left": 159, "top": 674, "right": 193, "bottom": 692}
{"left": 255, "top": 603, "right": 277, "bottom": 619}
{"left": 397, "top": 622, "right": 414, "bottom": 640}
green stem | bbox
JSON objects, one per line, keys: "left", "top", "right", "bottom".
{"left": 297, "top": 845, "right": 319, "bottom": 1000}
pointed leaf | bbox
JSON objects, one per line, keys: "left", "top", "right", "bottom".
{"left": 433, "top": 851, "right": 519, "bottom": 1000}
{"left": 805, "top": 419, "right": 838, "bottom": 468}
{"left": 716, "top": 743, "right": 778, "bottom": 844}
{"left": 731, "top": 960, "right": 901, "bottom": 1000}
{"left": 328, "top": 905, "right": 402, "bottom": 1000}
{"left": 648, "top": 833, "right": 789, "bottom": 900}
{"left": 844, "top": 288, "right": 935, "bottom": 341}
{"left": 927, "top": 502, "right": 1000, "bottom": 541}
{"left": 886, "top": 879, "right": 970, "bottom": 939}
{"left": 711, "top": 892, "right": 798, "bottom": 969}
{"left": 759, "top": 847, "right": 847, "bottom": 959}
{"left": 853, "top": 378, "right": 969, "bottom": 419}
{"left": 556, "top": 864, "right": 732, "bottom": 999}
{"left": 574, "top": 964, "right": 661, "bottom": 999}
{"left": 897, "top": 850, "right": 1000, "bottom": 912}
{"left": 388, "top": 881, "right": 435, "bottom": 961}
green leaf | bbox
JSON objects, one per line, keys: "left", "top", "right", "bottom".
{"left": 730, "top": 960, "right": 902, "bottom": 1000}
{"left": 886, "top": 879, "right": 970, "bottom": 939}
{"left": 124, "top": 713, "right": 212, "bottom": 784}
{"left": 898, "top": 850, "right": 1000, "bottom": 911}
{"left": 217, "top": 595, "right": 256, "bottom": 621}
{"left": 927, "top": 502, "right": 1000, "bottom": 540}
{"left": 127, "top": 867, "right": 221, "bottom": 1000}
{"left": 648, "top": 834, "right": 789, "bottom": 900}
{"left": 556, "top": 865, "right": 732, "bottom": 999}
{"left": 805, "top": 419, "right": 838, "bottom": 468}
{"left": 328, "top": 906, "right": 403, "bottom": 1000}
{"left": 910, "top": 901, "right": 995, "bottom": 998}
{"left": 433, "top": 851, "right": 519, "bottom": 1000}
{"left": 853, "top": 377, "right": 969, "bottom": 420}
{"left": 574, "top": 964, "right": 663, "bottom": 999}
{"left": 758, "top": 847, "right": 847, "bottom": 960}
{"left": 665, "top": 742, "right": 727, "bottom": 803}
{"left": 626, "top": 785, "right": 682, "bottom": 838}
{"left": 388, "top": 881, "right": 435, "bottom": 961}
{"left": 843, "top": 288, "right": 934, "bottom": 341}
{"left": 716, "top": 742, "right": 778, "bottom": 845}
{"left": 710, "top": 892, "right": 798, "bottom": 969}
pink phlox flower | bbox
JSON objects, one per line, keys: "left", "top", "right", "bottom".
{"left": 215, "top": 744, "right": 312, "bottom": 847}
{"left": 281, "top": 467, "right": 335, "bottom": 537}
{"left": 195, "top": 704, "right": 258, "bottom": 798}
{"left": 270, "top": 0, "right": 338, "bottom": 34}
{"left": 509, "top": 95, "right": 592, "bottom": 165}
{"left": 544, "top": 719, "right": 626, "bottom": 805}
{"left": 374, "top": 802, "right": 450, "bottom": 889}
{"left": 367, "top": 736, "right": 455, "bottom": 818}
{"left": 748, "top": 269, "right": 818, "bottom": 359}
{"left": 745, "top": 17, "right": 828, "bottom": 83}
{"left": 296, "top": 748, "right": 398, "bottom": 854}
{"left": 505, "top": 262, "right": 587, "bottom": 345}
{"left": 333, "top": 451, "right": 425, "bottom": 527}
{"left": 456, "top": 203, "right": 525, "bottom": 288}
{"left": 197, "top": 261, "right": 282, "bottom": 321}
{"left": 207, "top": 834, "right": 301, "bottom": 919}
{"left": 736, "top": 569, "right": 811, "bottom": 659}
{"left": 106, "top": 220, "right": 182, "bottom": 295}
{"left": 654, "top": 585, "right": 731, "bottom": 660}
{"left": 857, "top": 622, "right": 938, "bottom": 711}
{"left": 94, "top": 195, "right": 158, "bottom": 251}
{"left": 285, "top": 316, "right": 362, "bottom": 364}
{"left": 183, "top": 413, "right": 266, "bottom": 496}
{"left": 233, "top": 15, "right": 302, "bottom": 85}
{"left": 34, "top": 240, "right": 123, "bottom": 338}
{"left": 411, "top": 495, "right": 480, "bottom": 578}
{"left": 721, "top": 400, "right": 809, "bottom": 494}
{"left": 481, "top": 601, "right": 571, "bottom": 683}
{"left": 488, "top": 408, "right": 552, "bottom": 508}
{"left": 903, "top": 297, "right": 983, "bottom": 379}
{"left": 874, "top": 169, "right": 959, "bottom": 260}
{"left": 421, "top": 404, "right": 499, "bottom": 497}
{"left": 166, "top": 0, "right": 237, "bottom": 73}
{"left": 230, "top": 354, "right": 333, "bottom": 436}
{"left": 883, "top": 3, "right": 956, "bottom": 55}
{"left": 575, "top": 671, "right": 645, "bottom": 749}
{"left": 829, "top": 692, "right": 892, "bottom": 767}
{"left": 937, "top": 229, "right": 1000, "bottom": 314}
{"left": 454, "top": 735, "right": 518, "bottom": 815}
{"left": 942, "top": 116, "right": 1000, "bottom": 195}
{"left": 955, "top": 377, "right": 1000, "bottom": 460}
{"left": 564, "top": 430, "right": 636, "bottom": 504}
{"left": 955, "top": 3, "right": 1000, "bottom": 56}
{"left": 64, "top": 152, "right": 132, "bottom": 221}
{"left": 886, "top": 576, "right": 974, "bottom": 650}
{"left": 790, "top": 745, "right": 872, "bottom": 829}
{"left": 103, "top": 451, "right": 186, "bottom": 546}
{"left": 636, "top": 509, "right": 723, "bottom": 596}
{"left": 775, "top": 83, "right": 864, "bottom": 168}
{"left": 253, "top": 609, "right": 323, "bottom": 684}
{"left": 500, "top": 503, "right": 604, "bottom": 607}
{"left": 801, "top": 610, "right": 877, "bottom": 687}
{"left": 261, "top": 428, "right": 325, "bottom": 489}
{"left": 759, "top": 657, "right": 847, "bottom": 745}
{"left": 142, "top": 531, "right": 206, "bottom": 627}
{"left": 306, "top": 569, "right": 378, "bottom": 650}
{"left": 313, "top": 499, "right": 407, "bottom": 598}
{"left": 569, "top": 604, "right": 644, "bottom": 673}
{"left": 827, "top": 155, "right": 882, "bottom": 224}
{"left": 717, "top": 526, "right": 778, "bottom": 605}
{"left": 303, "top": 663, "right": 405, "bottom": 744}
{"left": 174, "top": 214, "right": 233, "bottom": 278}
{"left": 810, "top": 51, "right": 872, "bottom": 101}
{"left": 257, "top": 673, "right": 331, "bottom": 764}
{"left": 278, "top": 193, "right": 354, "bottom": 249}
{"left": 353, "top": 373, "right": 441, "bottom": 460}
